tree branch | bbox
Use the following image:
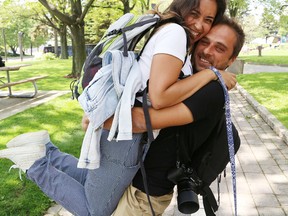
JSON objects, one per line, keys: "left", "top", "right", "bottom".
{"left": 79, "top": 0, "right": 95, "bottom": 22}
{"left": 38, "top": 0, "right": 74, "bottom": 25}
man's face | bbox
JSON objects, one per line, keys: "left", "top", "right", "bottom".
{"left": 192, "top": 24, "right": 237, "bottom": 71}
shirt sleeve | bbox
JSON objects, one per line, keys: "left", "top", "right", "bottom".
{"left": 183, "top": 81, "right": 225, "bottom": 121}
{"left": 152, "top": 23, "right": 187, "bottom": 63}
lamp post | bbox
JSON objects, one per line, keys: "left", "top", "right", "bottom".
{"left": 18, "top": 32, "right": 24, "bottom": 62}
{"left": 2, "top": 28, "right": 7, "bottom": 62}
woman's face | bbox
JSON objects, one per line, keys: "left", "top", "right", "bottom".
{"left": 184, "top": 0, "right": 217, "bottom": 43}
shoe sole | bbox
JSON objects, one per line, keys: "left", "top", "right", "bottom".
{"left": 6, "top": 130, "right": 50, "bottom": 148}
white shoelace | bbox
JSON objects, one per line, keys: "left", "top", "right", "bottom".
{"left": 9, "top": 165, "right": 24, "bottom": 181}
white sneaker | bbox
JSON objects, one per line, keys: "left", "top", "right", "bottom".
{"left": 0, "top": 145, "right": 45, "bottom": 173}
{"left": 6, "top": 130, "right": 50, "bottom": 148}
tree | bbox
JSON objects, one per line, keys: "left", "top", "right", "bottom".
{"left": 227, "top": 0, "right": 249, "bottom": 20}
{"left": 38, "top": 0, "right": 95, "bottom": 77}
{"left": 0, "top": 0, "right": 47, "bottom": 57}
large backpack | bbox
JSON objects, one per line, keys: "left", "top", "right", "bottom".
{"left": 71, "top": 13, "right": 160, "bottom": 99}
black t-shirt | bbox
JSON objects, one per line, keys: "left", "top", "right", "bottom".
{"left": 132, "top": 81, "right": 225, "bottom": 196}
{"left": 132, "top": 127, "right": 178, "bottom": 196}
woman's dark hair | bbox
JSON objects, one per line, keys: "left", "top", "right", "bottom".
{"left": 148, "top": 0, "right": 227, "bottom": 50}
{"left": 151, "top": 0, "right": 227, "bottom": 26}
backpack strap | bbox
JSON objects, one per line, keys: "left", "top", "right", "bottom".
{"left": 120, "top": 17, "right": 160, "bottom": 57}
{"left": 137, "top": 87, "right": 156, "bottom": 216}
{"left": 202, "top": 186, "right": 218, "bottom": 216}
{"left": 138, "top": 133, "right": 156, "bottom": 216}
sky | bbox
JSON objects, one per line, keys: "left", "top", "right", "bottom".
{"left": 249, "top": 2, "right": 264, "bottom": 23}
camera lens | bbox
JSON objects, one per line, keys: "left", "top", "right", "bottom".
{"left": 177, "top": 178, "right": 199, "bottom": 214}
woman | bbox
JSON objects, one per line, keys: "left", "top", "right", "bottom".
{"left": 0, "top": 0, "right": 234, "bottom": 215}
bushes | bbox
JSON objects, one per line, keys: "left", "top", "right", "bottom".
{"left": 39, "top": 52, "right": 58, "bottom": 60}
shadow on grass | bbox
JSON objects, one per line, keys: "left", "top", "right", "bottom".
{"left": 0, "top": 94, "right": 85, "bottom": 215}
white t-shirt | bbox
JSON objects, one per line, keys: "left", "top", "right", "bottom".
{"left": 138, "top": 23, "right": 192, "bottom": 91}
{"left": 136, "top": 23, "right": 192, "bottom": 138}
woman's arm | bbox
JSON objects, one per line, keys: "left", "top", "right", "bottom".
{"left": 148, "top": 54, "right": 236, "bottom": 109}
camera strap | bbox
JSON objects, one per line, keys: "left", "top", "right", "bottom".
{"left": 138, "top": 87, "right": 156, "bottom": 216}
{"left": 209, "top": 66, "right": 237, "bottom": 216}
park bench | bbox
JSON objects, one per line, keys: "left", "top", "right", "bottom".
{"left": 0, "top": 75, "right": 48, "bottom": 98}
{"left": 0, "top": 65, "right": 47, "bottom": 98}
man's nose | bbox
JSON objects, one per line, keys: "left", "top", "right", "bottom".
{"left": 203, "top": 45, "right": 213, "bottom": 55}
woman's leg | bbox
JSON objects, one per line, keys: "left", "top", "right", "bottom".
{"left": 27, "top": 142, "right": 90, "bottom": 216}
{"left": 85, "top": 130, "right": 143, "bottom": 216}
{"left": 43, "top": 142, "right": 88, "bottom": 184}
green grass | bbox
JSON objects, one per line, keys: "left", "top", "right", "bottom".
{"left": 237, "top": 46, "right": 288, "bottom": 128}
{"left": 238, "top": 44, "right": 288, "bottom": 65}
{"left": 238, "top": 55, "right": 288, "bottom": 65}
{"left": 238, "top": 73, "right": 288, "bottom": 129}
{"left": 0, "top": 58, "right": 85, "bottom": 215}
{"left": 5, "top": 59, "right": 73, "bottom": 91}
{"left": 0, "top": 95, "right": 85, "bottom": 215}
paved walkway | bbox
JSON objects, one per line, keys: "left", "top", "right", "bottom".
{"left": 243, "top": 63, "right": 288, "bottom": 74}
{"left": 45, "top": 87, "right": 288, "bottom": 215}
{"left": 0, "top": 90, "right": 69, "bottom": 120}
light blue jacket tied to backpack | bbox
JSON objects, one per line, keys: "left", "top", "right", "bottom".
{"left": 77, "top": 50, "right": 142, "bottom": 169}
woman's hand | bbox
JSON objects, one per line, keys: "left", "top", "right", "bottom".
{"left": 81, "top": 114, "right": 90, "bottom": 131}
{"left": 218, "top": 70, "right": 237, "bottom": 90}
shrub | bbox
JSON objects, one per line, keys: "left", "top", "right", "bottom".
{"left": 39, "top": 52, "right": 57, "bottom": 60}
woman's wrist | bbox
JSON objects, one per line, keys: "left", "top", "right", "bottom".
{"left": 205, "top": 68, "right": 218, "bottom": 80}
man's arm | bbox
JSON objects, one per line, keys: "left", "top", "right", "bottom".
{"left": 82, "top": 72, "right": 236, "bottom": 132}
{"left": 131, "top": 103, "right": 192, "bottom": 133}
{"left": 82, "top": 103, "right": 192, "bottom": 133}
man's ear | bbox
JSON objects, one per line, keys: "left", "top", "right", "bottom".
{"left": 227, "top": 56, "right": 237, "bottom": 68}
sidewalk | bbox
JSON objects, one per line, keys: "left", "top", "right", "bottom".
{"left": 0, "top": 90, "right": 69, "bottom": 120}
{"left": 44, "top": 87, "right": 288, "bottom": 216}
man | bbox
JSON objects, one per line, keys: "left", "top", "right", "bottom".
{"left": 112, "top": 15, "right": 245, "bottom": 215}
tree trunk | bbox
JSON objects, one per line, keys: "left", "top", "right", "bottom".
{"left": 60, "top": 24, "right": 68, "bottom": 59}
{"left": 54, "top": 29, "right": 59, "bottom": 57}
{"left": 10, "top": 46, "right": 17, "bottom": 56}
{"left": 2, "top": 29, "right": 8, "bottom": 61}
{"left": 30, "top": 43, "right": 33, "bottom": 56}
{"left": 69, "top": 24, "right": 86, "bottom": 78}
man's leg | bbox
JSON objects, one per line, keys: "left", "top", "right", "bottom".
{"left": 112, "top": 184, "right": 173, "bottom": 216}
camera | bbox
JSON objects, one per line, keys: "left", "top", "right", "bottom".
{"left": 168, "top": 165, "right": 202, "bottom": 214}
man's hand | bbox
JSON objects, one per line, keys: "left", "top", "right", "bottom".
{"left": 102, "top": 108, "right": 146, "bottom": 133}
{"left": 219, "top": 70, "right": 237, "bottom": 90}
{"left": 82, "top": 114, "right": 90, "bottom": 131}
{"left": 131, "top": 107, "right": 147, "bottom": 133}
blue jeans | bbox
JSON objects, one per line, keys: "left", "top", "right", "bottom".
{"left": 27, "top": 129, "right": 143, "bottom": 216}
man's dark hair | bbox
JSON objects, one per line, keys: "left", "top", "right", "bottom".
{"left": 215, "top": 15, "right": 245, "bottom": 58}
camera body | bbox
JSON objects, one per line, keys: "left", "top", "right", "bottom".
{"left": 168, "top": 165, "right": 202, "bottom": 214}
